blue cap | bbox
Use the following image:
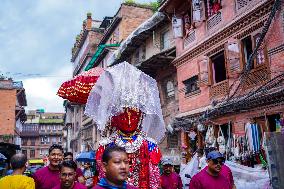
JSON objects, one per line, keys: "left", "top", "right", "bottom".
{"left": 206, "top": 151, "right": 224, "bottom": 160}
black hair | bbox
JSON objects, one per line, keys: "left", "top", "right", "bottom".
{"left": 197, "top": 149, "right": 204, "bottom": 156}
{"left": 49, "top": 144, "right": 64, "bottom": 154}
{"left": 64, "top": 152, "right": 73, "bottom": 158}
{"left": 205, "top": 147, "right": 217, "bottom": 156}
{"left": 102, "top": 145, "right": 127, "bottom": 163}
{"left": 59, "top": 160, "right": 77, "bottom": 172}
{"left": 10, "top": 154, "right": 27, "bottom": 170}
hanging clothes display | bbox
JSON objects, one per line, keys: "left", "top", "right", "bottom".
{"left": 245, "top": 123, "right": 260, "bottom": 153}
{"left": 217, "top": 126, "right": 226, "bottom": 154}
{"left": 205, "top": 125, "right": 216, "bottom": 147}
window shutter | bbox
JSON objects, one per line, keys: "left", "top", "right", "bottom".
{"left": 253, "top": 33, "right": 267, "bottom": 66}
{"left": 192, "top": 0, "right": 206, "bottom": 22}
{"left": 226, "top": 39, "right": 241, "bottom": 77}
{"left": 198, "top": 56, "right": 210, "bottom": 86}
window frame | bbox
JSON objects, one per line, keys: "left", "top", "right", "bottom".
{"left": 30, "top": 149, "right": 35, "bottom": 158}
{"left": 167, "top": 132, "right": 179, "bottom": 148}
{"left": 183, "top": 75, "right": 200, "bottom": 95}
{"left": 240, "top": 31, "right": 268, "bottom": 70}
{"left": 160, "top": 29, "right": 171, "bottom": 51}
{"left": 165, "top": 80, "right": 175, "bottom": 98}
{"left": 209, "top": 50, "right": 228, "bottom": 84}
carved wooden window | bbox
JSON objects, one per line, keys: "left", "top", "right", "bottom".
{"left": 254, "top": 34, "right": 267, "bottom": 66}
{"left": 198, "top": 56, "right": 210, "bottom": 86}
{"left": 166, "top": 80, "right": 175, "bottom": 98}
{"left": 241, "top": 35, "right": 254, "bottom": 69}
{"left": 210, "top": 51, "right": 227, "bottom": 83}
{"left": 161, "top": 30, "right": 171, "bottom": 50}
{"left": 226, "top": 39, "right": 242, "bottom": 75}
{"left": 183, "top": 75, "right": 200, "bottom": 94}
{"left": 168, "top": 133, "right": 179, "bottom": 148}
{"left": 241, "top": 33, "right": 268, "bottom": 70}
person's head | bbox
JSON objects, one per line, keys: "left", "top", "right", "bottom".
{"left": 48, "top": 144, "right": 64, "bottom": 167}
{"left": 10, "top": 153, "right": 27, "bottom": 173}
{"left": 161, "top": 158, "right": 174, "bottom": 175}
{"left": 111, "top": 107, "right": 142, "bottom": 134}
{"left": 64, "top": 152, "right": 73, "bottom": 161}
{"left": 206, "top": 151, "right": 225, "bottom": 175}
{"left": 84, "top": 162, "right": 91, "bottom": 169}
{"left": 102, "top": 145, "right": 129, "bottom": 186}
{"left": 197, "top": 149, "right": 204, "bottom": 158}
{"left": 59, "top": 160, "right": 77, "bottom": 189}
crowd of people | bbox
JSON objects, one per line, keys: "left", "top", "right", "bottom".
{"left": 0, "top": 142, "right": 236, "bottom": 189}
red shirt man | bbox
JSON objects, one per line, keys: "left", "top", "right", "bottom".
{"left": 190, "top": 151, "right": 231, "bottom": 189}
{"left": 52, "top": 160, "right": 86, "bottom": 189}
{"left": 34, "top": 144, "right": 64, "bottom": 189}
{"left": 161, "top": 158, "right": 183, "bottom": 189}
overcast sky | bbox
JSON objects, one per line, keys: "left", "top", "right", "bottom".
{"left": 0, "top": 0, "right": 156, "bottom": 113}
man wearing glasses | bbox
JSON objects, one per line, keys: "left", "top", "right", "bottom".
{"left": 189, "top": 151, "right": 232, "bottom": 189}
{"left": 52, "top": 161, "right": 86, "bottom": 189}
{"left": 64, "top": 152, "right": 85, "bottom": 184}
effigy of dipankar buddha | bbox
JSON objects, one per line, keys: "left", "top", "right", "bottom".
{"left": 85, "top": 61, "right": 166, "bottom": 188}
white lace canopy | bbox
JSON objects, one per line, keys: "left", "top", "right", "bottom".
{"left": 84, "top": 61, "right": 166, "bottom": 143}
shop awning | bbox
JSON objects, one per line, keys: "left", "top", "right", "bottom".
{"left": 85, "top": 44, "right": 119, "bottom": 71}
{"left": 29, "top": 159, "right": 44, "bottom": 164}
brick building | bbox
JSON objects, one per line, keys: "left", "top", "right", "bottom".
{"left": 160, "top": 0, "right": 284, "bottom": 160}
{"left": 64, "top": 13, "right": 104, "bottom": 154}
{"left": 21, "top": 111, "right": 64, "bottom": 160}
{"left": 108, "top": 11, "right": 181, "bottom": 163}
{"left": 66, "top": 3, "right": 155, "bottom": 155}
{"left": 83, "top": 3, "right": 154, "bottom": 151}
{"left": 0, "top": 78, "right": 26, "bottom": 162}
{"left": 0, "top": 78, "right": 27, "bottom": 145}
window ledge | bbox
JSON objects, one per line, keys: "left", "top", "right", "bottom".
{"left": 185, "top": 89, "right": 201, "bottom": 98}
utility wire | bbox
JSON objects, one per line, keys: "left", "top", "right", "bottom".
{"left": 228, "top": 0, "right": 281, "bottom": 100}
{"left": 199, "top": 0, "right": 282, "bottom": 123}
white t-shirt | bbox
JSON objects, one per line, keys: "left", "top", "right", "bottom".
{"left": 199, "top": 156, "right": 207, "bottom": 170}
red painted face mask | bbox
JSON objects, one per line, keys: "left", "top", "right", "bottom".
{"left": 111, "top": 108, "right": 142, "bottom": 134}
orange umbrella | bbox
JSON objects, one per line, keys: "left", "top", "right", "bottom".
{"left": 57, "top": 67, "right": 104, "bottom": 104}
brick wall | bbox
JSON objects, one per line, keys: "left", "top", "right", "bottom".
{"left": 119, "top": 5, "right": 153, "bottom": 42}
{"left": 0, "top": 89, "right": 16, "bottom": 135}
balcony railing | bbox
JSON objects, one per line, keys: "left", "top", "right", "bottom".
{"left": 210, "top": 80, "right": 229, "bottom": 98}
{"left": 207, "top": 12, "right": 222, "bottom": 31}
{"left": 235, "top": 0, "right": 263, "bottom": 14}
{"left": 184, "top": 31, "right": 196, "bottom": 48}
{"left": 241, "top": 66, "right": 270, "bottom": 90}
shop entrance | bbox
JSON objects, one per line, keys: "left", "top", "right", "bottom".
{"left": 267, "top": 114, "right": 280, "bottom": 132}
